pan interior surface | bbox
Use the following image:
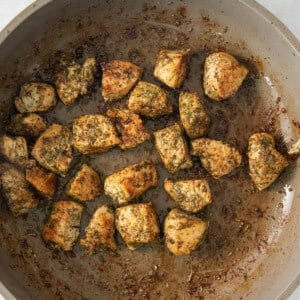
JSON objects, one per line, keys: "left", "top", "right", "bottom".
{"left": 0, "top": 0, "right": 299, "bottom": 299}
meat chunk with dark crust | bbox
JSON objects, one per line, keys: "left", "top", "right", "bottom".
{"left": 191, "top": 138, "right": 242, "bottom": 178}
{"left": 115, "top": 203, "right": 160, "bottom": 250}
{"left": 154, "top": 124, "right": 193, "bottom": 173}
{"left": 31, "top": 124, "right": 73, "bottom": 176}
{"left": 164, "top": 209, "right": 208, "bottom": 256}
{"left": 128, "top": 81, "right": 173, "bottom": 118}
{"left": 106, "top": 108, "right": 150, "bottom": 150}
{"left": 65, "top": 164, "right": 102, "bottom": 201}
{"left": 80, "top": 205, "right": 117, "bottom": 255}
{"left": 248, "top": 133, "right": 289, "bottom": 190}
{"left": 101, "top": 60, "right": 142, "bottom": 102}
{"left": 42, "top": 200, "right": 83, "bottom": 251}
{"left": 104, "top": 160, "right": 157, "bottom": 205}
{"left": 72, "top": 114, "right": 120, "bottom": 154}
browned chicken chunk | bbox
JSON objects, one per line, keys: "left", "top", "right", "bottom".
{"left": 203, "top": 52, "right": 249, "bottom": 101}
{"left": 31, "top": 124, "right": 73, "bottom": 176}
{"left": 115, "top": 203, "right": 160, "bottom": 250}
{"left": 191, "top": 138, "right": 242, "bottom": 178}
{"left": 26, "top": 166, "right": 57, "bottom": 199}
{"left": 104, "top": 160, "right": 157, "bottom": 205}
{"left": 128, "top": 81, "right": 173, "bottom": 117}
{"left": 106, "top": 108, "right": 150, "bottom": 150}
{"left": 72, "top": 114, "right": 120, "bottom": 154}
{"left": 6, "top": 113, "right": 47, "bottom": 137}
{"left": 80, "top": 205, "right": 117, "bottom": 255}
{"left": 164, "top": 209, "right": 208, "bottom": 256}
{"left": 42, "top": 200, "right": 83, "bottom": 251}
{"left": 248, "top": 133, "right": 289, "bottom": 190}
{"left": 179, "top": 91, "right": 210, "bottom": 138}
{"left": 154, "top": 124, "right": 193, "bottom": 173}
{"left": 15, "top": 82, "right": 56, "bottom": 113}
{"left": 101, "top": 60, "right": 142, "bottom": 102}
{"left": 0, "top": 164, "right": 39, "bottom": 216}
{"left": 164, "top": 178, "right": 211, "bottom": 213}
{"left": 65, "top": 164, "right": 102, "bottom": 201}
{"left": 55, "top": 57, "right": 96, "bottom": 105}
{"left": 154, "top": 49, "right": 190, "bottom": 89}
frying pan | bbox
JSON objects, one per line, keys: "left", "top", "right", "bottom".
{"left": 0, "top": 0, "right": 299, "bottom": 299}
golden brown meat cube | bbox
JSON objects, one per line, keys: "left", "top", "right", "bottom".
{"left": 104, "top": 160, "right": 157, "bottom": 205}
{"left": 153, "top": 49, "right": 190, "bottom": 89}
{"left": 0, "top": 134, "right": 33, "bottom": 168}
{"left": 164, "top": 178, "right": 211, "bottom": 213}
{"left": 55, "top": 57, "right": 96, "bottom": 105}
{"left": 128, "top": 81, "right": 173, "bottom": 118}
{"left": 248, "top": 133, "right": 289, "bottom": 190}
{"left": 164, "top": 209, "right": 208, "bottom": 256}
{"left": 101, "top": 60, "right": 142, "bottom": 102}
{"left": 115, "top": 203, "right": 160, "bottom": 250}
{"left": 0, "top": 164, "right": 39, "bottom": 216}
{"left": 42, "top": 200, "right": 83, "bottom": 251}
{"left": 65, "top": 164, "right": 102, "bottom": 201}
{"left": 179, "top": 91, "right": 210, "bottom": 139}
{"left": 31, "top": 124, "right": 73, "bottom": 176}
{"left": 154, "top": 124, "right": 193, "bottom": 173}
{"left": 26, "top": 166, "right": 57, "bottom": 199}
{"left": 106, "top": 108, "right": 150, "bottom": 150}
{"left": 15, "top": 82, "right": 56, "bottom": 113}
{"left": 191, "top": 138, "right": 242, "bottom": 178}
{"left": 72, "top": 114, "right": 120, "bottom": 154}
{"left": 80, "top": 205, "right": 117, "bottom": 255}
{"left": 6, "top": 113, "right": 47, "bottom": 137}
{"left": 203, "top": 52, "right": 249, "bottom": 101}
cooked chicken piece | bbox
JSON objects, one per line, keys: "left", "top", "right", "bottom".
{"left": 153, "top": 49, "right": 190, "bottom": 89}
{"left": 101, "top": 60, "right": 142, "bottom": 102}
{"left": 164, "top": 178, "right": 211, "bottom": 213}
{"left": 55, "top": 57, "right": 96, "bottom": 105}
{"left": 15, "top": 82, "right": 56, "bottom": 113}
{"left": 128, "top": 81, "right": 173, "bottom": 118}
{"left": 72, "top": 114, "right": 120, "bottom": 154}
{"left": 43, "top": 200, "right": 83, "bottom": 251}
{"left": 115, "top": 203, "right": 160, "bottom": 250}
{"left": 80, "top": 205, "right": 117, "bottom": 255}
{"left": 31, "top": 124, "right": 73, "bottom": 176}
{"left": 26, "top": 166, "right": 57, "bottom": 199}
{"left": 106, "top": 108, "right": 150, "bottom": 150}
{"left": 6, "top": 113, "right": 47, "bottom": 137}
{"left": 0, "top": 134, "right": 33, "bottom": 168}
{"left": 164, "top": 209, "right": 208, "bottom": 256}
{"left": 154, "top": 124, "right": 193, "bottom": 173}
{"left": 191, "top": 138, "right": 242, "bottom": 178}
{"left": 0, "top": 164, "right": 39, "bottom": 216}
{"left": 203, "top": 52, "right": 249, "bottom": 101}
{"left": 179, "top": 91, "right": 210, "bottom": 139}
{"left": 65, "top": 164, "right": 102, "bottom": 201}
{"left": 288, "top": 138, "right": 300, "bottom": 155}
{"left": 104, "top": 160, "right": 157, "bottom": 205}
{"left": 248, "top": 133, "right": 289, "bottom": 190}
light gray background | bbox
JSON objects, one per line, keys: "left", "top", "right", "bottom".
{"left": 0, "top": 0, "right": 299, "bottom": 299}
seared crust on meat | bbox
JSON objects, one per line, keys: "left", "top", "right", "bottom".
{"left": 154, "top": 123, "right": 193, "bottom": 173}
{"left": 101, "top": 60, "right": 142, "bottom": 102}
{"left": 154, "top": 49, "right": 190, "bottom": 89}
{"left": 42, "top": 200, "right": 83, "bottom": 251}
{"left": 31, "top": 124, "right": 73, "bottom": 176}
{"left": 104, "top": 160, "right": 158, "bottom": 205}
{"left": 115, "top": 203, "right": 160, "bottom": 250}
{"left": 191, "top": 138, "right": 242, "bottom": 178}
{"left": 106, "top": 108, "right": 150, "bottom": 150}
{"left": 248, "top": 133, "right": 289, "bottom": 190}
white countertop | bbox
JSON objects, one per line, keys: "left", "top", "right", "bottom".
{"left": 0, "top": 1, "right": 299, "bottom": 299}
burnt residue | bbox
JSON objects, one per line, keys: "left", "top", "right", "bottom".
{"left": 0, "top": 1, "right": 297, "bottom": 299}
